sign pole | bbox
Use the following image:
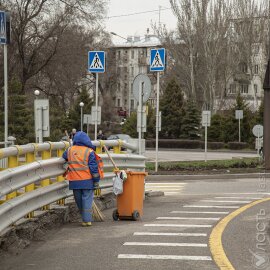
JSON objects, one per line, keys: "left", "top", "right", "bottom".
{"left": 239, "top": 118, "right": 241, "bottom": 142}
{"left": 155, "top": 72, "right": 160, "bottom": 172}
{"left": 37, "top": 107, "right": 43, "bottom": 143}
{"left": 95, "top": 73, "right": 99, "bottom": 141}
{"left": 4, "top": 44, "right": 8, "bottom": 147}
{"left": 138, "top": 82, "right": 143, "bottom": 155}
{"left": 205, "top": 124, "right": 208, "bottom": 162}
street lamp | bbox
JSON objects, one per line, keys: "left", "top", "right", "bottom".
{"left": 79, "top": 102, "right": 84, "bottom": 131}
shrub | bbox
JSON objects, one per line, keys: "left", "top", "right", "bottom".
{"left": 227, "top": 142, "right": 249, "bottom": 150}
{"left": 207, "top": 142, "right": 226, "bottom": 150}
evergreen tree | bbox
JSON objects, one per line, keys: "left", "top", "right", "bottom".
{"left": 122, "top": 112, "right": 137, "bottom": 138}
{"left": 208, "top": 114, "right": 224, "bottom": 142}
{"left": 256, "top": 99, "right": 263, "bottom": 125}
{"left": 181, "top": 99, "right": 201, "bottom": 139}
{"left": 222, "top": 93, "right": 255, "bottom": 143}
{"left": 160, "top": 79, "right": 184, "bottom": 138}
{"left": 67, "top": 87, "right": 94, "bottom": 134}
{"left": 0, "top": 79, "right": 34, "bottom": 144}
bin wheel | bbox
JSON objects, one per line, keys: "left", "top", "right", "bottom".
{"left": 132, "top": 210, "right": 140, "bottom": 221}
{"left": 112, "top": 209, "right": 119, "bottom": 221}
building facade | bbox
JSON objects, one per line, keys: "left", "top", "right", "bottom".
{"left": 110, "top": 32, "right": 162, "bottom": 117}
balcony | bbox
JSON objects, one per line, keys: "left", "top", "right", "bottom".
{"left": 233, "top": 73, "right": 251, "bottom": 83}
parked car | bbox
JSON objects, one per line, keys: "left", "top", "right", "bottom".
{"left": 107, "top": 134, "right": 131, "bottom": 142}
{"left": 107, "top": 134, "right": 132, "bottom": 150}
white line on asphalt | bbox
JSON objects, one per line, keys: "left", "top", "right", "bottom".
{"left": 145, "top": 188, "right": 182, "bottom": 191}
{"left": 144, "top": 224, "right": 212, "bottom": 228}
{"left": 183, "top": 205, "right": 239, "bottom": 209}
{"left": 133, "top": 232, "right": 207, "bottom": 237}
{"left": 170, "top": 211, "right": 229, "bottom": 214}
{"left": 200, "top": 200, "right": 251, "bottom": 204}
{"left": 164, "top": 192, "right": 182, "bottom": 195}
{"left": 145, "top": 183, "right": 187, "bottom": 185}
{"left": 215, "top": 197, "right": 262, "bottom": 200}
{"left": 118, "top": 254, "right": 212, "bottom": 261}
{"left": 156, "top": 217, "right": 220, "bottom": 221}
{"left": 223, "top": 193, "right": 270, "bottom": 195}
{"left": 123, "top": 242, "right": 207, "bottom": 247}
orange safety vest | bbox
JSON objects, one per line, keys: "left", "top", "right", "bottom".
{"left": 95, "top": 153, "right": 104, "bottom": 179}
{"left": 67, "top": 146, "right": 93, "bottom": 181}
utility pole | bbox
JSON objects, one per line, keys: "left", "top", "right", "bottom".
{"left": 263, "top": 0, "right": 270, "bottom": 169}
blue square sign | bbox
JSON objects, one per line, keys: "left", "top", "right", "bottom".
{"left": 150, "top": 48, "right": 166, "bottom": 72}
{"left": 0, "top": 11, "right": 6, "bottom": 44}
{"left": 88, "top": 51, "right": 105, "bottom": 73}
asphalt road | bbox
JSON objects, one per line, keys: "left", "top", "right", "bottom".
{"left": 2, "top": 175, "right": 270, "bottom": 270}
{"left": 145, "top": 149, "right": 257, "bottom": 162}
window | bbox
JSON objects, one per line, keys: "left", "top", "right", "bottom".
{"left": 254, "top": 84, "right": 258, "bottom": 94}
{"left": 229, "top": 84, "right": 236, "bottom": 94}
{"left": 131, "top": 67, "right": 134, "bottom": 76}
{"left": 124, "top": 83, "right": 127, "bottom": 90}
{"left": 124, "top": 99, "right": 127, "bottom": 105}
{"left": 131, "top": 99, "right": 134, "bottom": 110}
{"left": 131, "top": 50, "right": 134, "bottom": 59}
{"left": 124, "top": 66, "right": 128, "bottom": 73}
{"left": 240, "top": 84, "right": 249, "bottom": 94}
{"left": 117, "top": 83, "right": 120, "bottom": 92}
{"left": 240, "top": 63, "right": 248, "bottom": 73}
{"left": 131, "top": 83, "right": 133, "bottom": 94}
{"left": 117, "top": 51, "right": 121, "bottom": 60}
{"left": 117, "top": 98, "right": 121, "bottom": 107}
{"left": 254, "top": 65, "right": 259, "bottom": 74}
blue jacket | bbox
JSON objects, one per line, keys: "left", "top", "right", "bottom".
{"left": 62, "top": 131, "right": 99, "bottom": 189}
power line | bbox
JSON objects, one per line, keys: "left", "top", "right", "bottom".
{"left": 107, "top": 7, "right": 171, "bottom": 19}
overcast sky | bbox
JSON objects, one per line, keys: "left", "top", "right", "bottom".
{"left": 105, "top": 0, "right": 177, "bottom": 42}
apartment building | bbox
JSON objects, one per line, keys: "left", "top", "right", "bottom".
{"left": 110, "top": 31, "right": 162, "bottom": 117}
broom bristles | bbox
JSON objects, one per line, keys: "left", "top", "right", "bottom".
{"left": 92, "top": 201, "right": 105, "bottom": 222}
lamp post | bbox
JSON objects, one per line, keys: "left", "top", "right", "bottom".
{"left": 110, "top": 32, "right": 134, "bottom": 117}
{"left": 79, "top": 102, "right": 84, "bottom": 131}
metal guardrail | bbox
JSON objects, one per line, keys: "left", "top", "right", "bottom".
{"left": 0, "top": 140, "right": 145, "bottom": 235}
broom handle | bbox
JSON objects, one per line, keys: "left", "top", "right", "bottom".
{"left": 65, "top": 130, "right": 72, "bottom": 145}
{"left": 103, "top": 144, "right": 119, "bottom": 171}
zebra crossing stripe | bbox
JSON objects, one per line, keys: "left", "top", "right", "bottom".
{"left": 156, "top": 217, "right": 220, "bottom": 221}
{"left": 170, "top": 211, "right": 229, "bottom": 214}
{"left": 183, "top": 205, "right": 239, "bottom": 209}
{"left": 118, "top": 254, "right": 212, "bottom": 261}
{"left": 133, "top": 232, "right": 207, "bottom": 237}
{"left": 201, "top": 200, "right": 251, "bottom": 204}
{"left": 123, "top": 242, "right": 207, "bottom": 247}
{"left": 144, "top": 224, "right": 212, "bottom": 228}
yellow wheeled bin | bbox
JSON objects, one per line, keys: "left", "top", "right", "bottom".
{"left": 112, "top": 171, "right": 148, "bottom": 221}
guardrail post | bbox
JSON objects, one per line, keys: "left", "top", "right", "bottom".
{"left": 57, "top": 147, "right": 66, "bottom": 205}
{"left": 41, "top": 143, "right": 52, "bottom": 210}
{"left": 113, "top": 140, "right": 122, "bottom": 154}
{"left": 6, "top": 146, "right": 20, "bottom": 200}
{"left": 25, "top": 144, "right": 37, "bottom": 218}
{"left": 96, "top": 140, "right": 103, "bottom": 154}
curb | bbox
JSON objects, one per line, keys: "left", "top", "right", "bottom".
{"left": 146, "top": 173, "right": 270, "bottom": 181}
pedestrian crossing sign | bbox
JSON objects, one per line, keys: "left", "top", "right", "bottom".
{"left": 88, "top": 51, "right": 105, "bottom": 73}
{"left": 150, "top": 48, "right": 165, "bottom": 72}
{"left": 0, "top": 11, "right": 6, "bottom": 44}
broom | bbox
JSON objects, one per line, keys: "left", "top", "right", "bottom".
{"left": 92, "top": 144, "right": 120, "bottom": 222}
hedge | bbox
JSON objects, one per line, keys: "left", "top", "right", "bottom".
{"left": 146, "top": 139, "right": 250, "bottom": 150}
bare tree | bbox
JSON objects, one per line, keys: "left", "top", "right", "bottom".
{"left": 1, "top": 0, "right": 108, "bottom": 94}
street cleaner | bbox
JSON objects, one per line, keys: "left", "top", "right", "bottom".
{"left": 62, "top": 131, "right": 102, "bottom": 226}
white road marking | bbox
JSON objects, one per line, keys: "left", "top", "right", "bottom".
{"left": 123, "top": 242, "right": 207, "bottom": 247}
{"left": 223, "top": 193, "right": 270, "bottom": 195}
{"left": 118, "top": 254, "right": 212, "bottom": 261}
{"left": 201, "top": 200, "right": 251, "bottom": 204}
{"left": 146, "top": 188, "right": 183, "bottom": 191}
{"left": 145, "top": 182, "right": 186, "bottom": 185}
{"left": 133, "top": 232, "right": 207, "bottom": 237}
{"left": 156, "top": 217, "right": 220, "bottom": 221}
{"left": 170, "top": 211, "right": 229, "bottom": 214}
{"left": 183, "top": 205, "right": 239, "bottom": 209}
{"left": 144, "top": 224, "right": 212, "bottom": 228}
{"left": 164, "top": 192, "right": 182, "bottom": 195}
{"left": 215, "top": 197, "right": 262, "bottom": 200}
